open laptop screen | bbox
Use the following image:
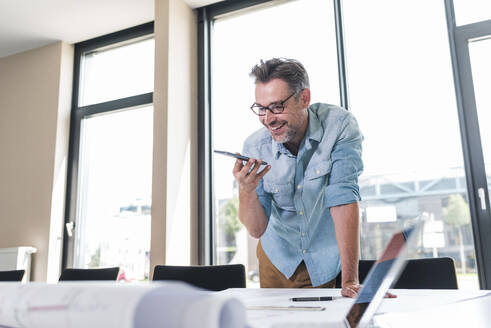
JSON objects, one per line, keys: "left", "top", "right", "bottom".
{"left": 344, "top": 226, "right": 418, "bottom": 328}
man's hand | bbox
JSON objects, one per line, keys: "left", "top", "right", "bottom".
{"left": 342, "top": 281, "right": 397, "bottom": 299}
{"left": 232, "top": 155, "right": 270, "bottom": 194}
{"left": 341, "top": 281, "right": 362, "bottom": 298}
{"left": 233, "top": 154, "right": 271, "bottom": 238}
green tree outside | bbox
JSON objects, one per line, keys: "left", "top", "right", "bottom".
{"left": 219, "top": 197, "right": 241, "bottom": 244}
{"left": 443, "top": 194, "right": 471, "bottom": 274}
{"left": 88, "top": 247, "right": 101, "bottom": 268}
{"left": 218, "top": 197, "right": 242, "bottom": 262}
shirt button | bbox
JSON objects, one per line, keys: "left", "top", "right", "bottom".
{"left": 302, "top": 249, "right": 307, "bottom": 254}
{"left": 316, "top": 169, "right": 320, "bottom": 175}
{"left": 297, "top": 184, "right": 301, "bottom": 190}
{"left": 274, "top": 188, "right": 279, "bottom": 193}
{"left": 302, "top": 232, "right": 306, "bottom": 236}
{"left": 299, "top": 211, "right": 304, "bottom": 215}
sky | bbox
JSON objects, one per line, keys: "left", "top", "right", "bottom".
{"left": 210, "top": 0, "right": 487, "bottom": 201}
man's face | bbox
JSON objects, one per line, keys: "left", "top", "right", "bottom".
{"left": 255, "top": 78, "right": 309, "bottom": 144}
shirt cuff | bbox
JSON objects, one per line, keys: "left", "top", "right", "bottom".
{"left": 325, "top": 182, "right": 361, "bottom": 208}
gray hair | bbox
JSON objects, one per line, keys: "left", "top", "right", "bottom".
{"left": 250, "top": 58, "right": 310, "bottom": 99}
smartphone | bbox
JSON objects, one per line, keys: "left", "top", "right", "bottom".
{"left": 214, "top": 150, "right": 268, "bottom": 166}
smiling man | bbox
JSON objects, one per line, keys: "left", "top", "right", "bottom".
{"left": 232, "top": 58, "right": 364, "bottom": 298}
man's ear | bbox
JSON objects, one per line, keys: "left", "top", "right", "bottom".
{"left": 301, "top": 88, "right": 311, "bottom": 108}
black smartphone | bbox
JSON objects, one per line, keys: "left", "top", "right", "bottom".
{"left": 214, "top": 150, "right": 268, "bottom": 165}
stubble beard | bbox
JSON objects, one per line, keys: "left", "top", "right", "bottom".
{"left": 273, "top": 125, "right": 296, "bottom": 144}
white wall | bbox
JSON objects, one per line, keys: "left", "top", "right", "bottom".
{"left": 0, "top": 0, "right": 198, "bottom": 280}
{"left": 151, "top": 0, "right": 198, "bottom": 273}
{"left": 0, "top": 41, "right": 73, "bottom": 281}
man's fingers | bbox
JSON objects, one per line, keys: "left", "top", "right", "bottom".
{"left": 385, "top": 291, "right": 397, "bottom": 298}
{"left": 341, "top": 283, "right": 361, "bottom": 299}
{"left": 233, "top": 156, "right": 269, "bottom": 191}
{"left": 257, "top": 164, "right": 271, "bottom": 179}
{"left": 241, "top": 158, "right": 255, "bottom": 176}
{"left": 233, "top": 158, "right": 244, "bottom": 176}
{"left": 249, "top": 159, "right": 262, "bottom": 175}
{"left": 341, "top": 286, "right": 359, "bottom": 298}
{"left": 232, "top": 153, "right": 244, "bottom": 172}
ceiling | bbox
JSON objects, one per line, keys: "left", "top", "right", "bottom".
{"left": 0, "top": 0, "right": 221, "bottom": 58}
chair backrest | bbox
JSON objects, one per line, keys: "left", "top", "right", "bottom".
{"left": 393, "top": 257, "right": 458, "bottom": 289}
{"left": 336, "top": 257, "right": 458, "bottom": 289}
{"left": 152, "top": 264, "right": 246, "bottom": 291}
{"left": 59, "top": 267, "right": 120, "bottom": 281}
{"left": 0, "top": 270, "right": 25, "bottom": 282}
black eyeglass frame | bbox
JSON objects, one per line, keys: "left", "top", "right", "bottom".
{"left": 250, "top": 92, "right": 296, "bottom": 116}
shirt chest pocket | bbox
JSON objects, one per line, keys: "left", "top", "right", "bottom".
{"left": 304, "top": 160, "right": 332, "bottom": 187}
{"left": 263, "top": 181, "right": 295, "bottom": 211}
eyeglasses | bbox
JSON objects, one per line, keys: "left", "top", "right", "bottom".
{"left": 250, "top": 92, "right": 295, "bottom": 116}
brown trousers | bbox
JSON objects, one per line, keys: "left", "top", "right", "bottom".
{"left": 257, "top": 240, "right": 336, "bottom": 288}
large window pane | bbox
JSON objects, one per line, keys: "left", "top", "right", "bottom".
{"left": 469, "top": 38, "right": 491, "bottom": 216}
{"left": 453, "top": 0, "right": 491, "bottom": 26}
{"left": 74, "top": 106, "right": 153, "bottom": 281}
{"left": 344, "top": 0, "right": 478, "bottom": 289}
{"left": 211, "top": 0, "right": 339, "bottom": 287}
{"left": 79, "top": 37, "right": 154, "bottom": 106}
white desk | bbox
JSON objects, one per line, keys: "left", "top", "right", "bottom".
{"left": 220, "top": 288, "right": 491, "bottom": 327}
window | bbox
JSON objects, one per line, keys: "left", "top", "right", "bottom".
{"left": 208, "top": 0, "right": 339, "bottom": 286}
{"left": 343, "top": 1, "right": 478, "bottom": 289}
{"left": 200, "top": 0, "right": 491, "bottom": 290}
{"left": 453, "top": 0, "right": 491, "bottom": 26}
{"left": 63, "top": 23, "right": 154, "bottom": 282}
{"left": 79, "top": 37, "right": 154, "bottom": 106}
{"left": 469, "top": 39, "right": 491, "bottom": 215}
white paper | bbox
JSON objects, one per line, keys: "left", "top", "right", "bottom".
{"left": 0, "top": 282, "right": 247, "bottom": 328}
{"left": 134, "top": 284, "right": 246, "bottom": 328}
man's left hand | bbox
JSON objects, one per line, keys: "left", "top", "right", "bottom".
{"left": 341, "top": 281, "right": 362, "bottom": 298}
{"left": 342, "top": 282, "right": 397, "bottom": 299}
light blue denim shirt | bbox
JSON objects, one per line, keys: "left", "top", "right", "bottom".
{"left": 242, "top": 103, "right": 363, "bottom": 287}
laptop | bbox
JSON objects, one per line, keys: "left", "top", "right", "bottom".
{"left": 275, "top": 221, "right": 422, "bottom": 328}
{"left": 344, "top": 223, "right": 421, "bottom": 328}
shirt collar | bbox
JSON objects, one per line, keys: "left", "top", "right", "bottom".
{"left": 305, "top": 106, "right": 323, "bottom": 144}
{"left": 271, "top": 106, "right": 323, "bottom": 158}
{"left": 272, "top": 140, "right": 287, "bottom": 159}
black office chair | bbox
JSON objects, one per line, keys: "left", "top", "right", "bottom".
{"left": 152, "top": 264, "right": 246, "bottom": 291}
{"left": 336, "top": 257, "right": 458, "bottom": 289}
{"left": 59, "top": 267, "right": 120, "bottom": 281}
{"left": 0, "top": 269, "right": 25, "bottom": 282}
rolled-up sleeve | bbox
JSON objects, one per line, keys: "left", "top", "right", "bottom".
{"left": 325, "top": 113, "right": 364, "bottom": 209}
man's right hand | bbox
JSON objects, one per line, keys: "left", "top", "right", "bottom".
{"left": 232, "top": 154, "right": 271, "bottom": 238}
{"left": 232, "top": 154, "right": 271, "bottom": 194}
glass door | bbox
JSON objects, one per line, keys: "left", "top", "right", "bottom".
{"left": 209, "top": 0, "right": 339, "bottom": 288}
{"left": 447, "top": 1, "right": 491, "bottom": 289}
{"left": 344, "top": 0, "right": 479, "bottom": 290}
{"left": 468, "top": 39, "right": 491, "bottom": 207}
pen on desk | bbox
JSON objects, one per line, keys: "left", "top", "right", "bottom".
{"left": 247, "top": 305, "right": 325, "bottom": 311}
{"left": 290, "top": 296, "right": 340, "bottom": 302}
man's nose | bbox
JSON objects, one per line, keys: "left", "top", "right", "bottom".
{"left": 264, "top": 110, "right": 276, "bottom": 125}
